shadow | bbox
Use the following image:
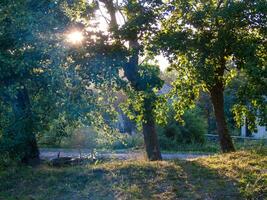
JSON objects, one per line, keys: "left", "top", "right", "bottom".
{"left": 171, "top": 160, "right": 243, "bottom": 200}
{"left": 0, "top": 158, "right": 259, "bottom": 200}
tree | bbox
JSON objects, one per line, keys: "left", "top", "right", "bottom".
{"left": 0, "top": 0, "right": 166, "bottom": 163}
{"left": 0, "top": 0, "right": 104, "bottom": 163}
{"left": 76, "top": 0, "right": 164, "bottom": 160}
{"left": 153, "top": 0, "right": 266, "bottom": 152}
{"left": 0, "top": 0, "right": 70, "bottom": 163}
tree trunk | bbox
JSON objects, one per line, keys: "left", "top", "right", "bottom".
{"left": 142, "top": 98, "right": 162, "bottom": 161}
{"left": 143, "top": 120, "right": 162, "bottom": 160}
{"left": 210, "top": 85, "right": 235, "bottom": 153}
{"left": 102, "top": 0, "right": 162, "bottom": 160}
{"left": 127, "top": 39, "right": 162, "bottom": 160}
{"left": 12, "top": 86, "right": 40, "bottom": 164}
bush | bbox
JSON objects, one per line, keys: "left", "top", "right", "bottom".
{"left": 111, "top": 133, "right": 144, "bottom": 150}
{"left": 60, "top": 127, "right": 102, "bottom": 149}
{"left": 56, "top": 127, "right": 144, "bottom": 151}
{"left": 158, "top": 108, "right": 207, "bottom": 150}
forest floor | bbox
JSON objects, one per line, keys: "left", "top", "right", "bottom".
{"left": 0, "top": 149, "right": 266, "bottom": 200}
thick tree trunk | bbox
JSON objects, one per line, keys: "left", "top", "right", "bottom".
{"left": 142, "top": 119, "right": 162, "bottom": 161}
{"left": 210, "top": 85, "right": 235, "bottom": 153}
{"left": 142, "top": 97, "right": 162, "bottom": 161}
{"left": 127, "top": 40, "right": 162, "bottom": 160}
{"left": 12, "top": 86, "right": 40, "bottom": 164}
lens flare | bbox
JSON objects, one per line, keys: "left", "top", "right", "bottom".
{"left": 66, "top": 31, "right": 84, "bottom": 44}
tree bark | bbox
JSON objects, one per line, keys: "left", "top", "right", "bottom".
{"left": 12, "top": 86, "right": 40, "bottom": 164}
{"left": 142, "top": 97, "right": 162, "bottom": 161}
{"left": 210, "top": 85, "right": 235, "bottom": 153}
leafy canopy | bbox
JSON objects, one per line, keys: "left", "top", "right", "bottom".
{"left": 152, "top": 0, "right": 267, "bottom": 127}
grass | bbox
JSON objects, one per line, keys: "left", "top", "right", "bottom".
{"left": 195, "top": 148, "right": 267, "bottom": 199}
{"left": 162, "top": 139, "right": 267, "bottom": 154}
{"left": 0, "top": 149, "right": 266, "bottom": 200}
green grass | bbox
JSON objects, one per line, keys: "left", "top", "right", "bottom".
{"left": 0, "top": 149, "right": 266, "bottom": 200}
{"left": 162, "top": 139, "right": 267, "bottom": 154}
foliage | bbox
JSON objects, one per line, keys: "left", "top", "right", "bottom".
{"left": 59, "top": 127, "right": 124, "bottom": 149}
{"left": 232, "top": 72, "right": 267, "bottom": 130}
{"left": 0, "top": 0, "right": 124, "bottom": 162}
{"left": 108, "top": 133, "right": 144, "bottom": 150}
{"left": 152, "top": 0, "right": 267, "bottom": 130}
{"left": 1, "top": 0, "right": 266, "bottom": 162}
{"left": 161, "top": 138, "right": 267, "bottom": 154}
{"left": 158, "top": 108, "right": 207, "bottom": 150}
{"left": 197, "top": 89, "right": 240, "bottom": 136}
{"left": 120, "top": 64, "right": 164, "bottom": 128}
{"left": 0, "top": 0, "right": 73, "bottom": 161}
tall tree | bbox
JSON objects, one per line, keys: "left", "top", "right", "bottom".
{"left": 0, "top": 0, "right": 99, "bottom": 163}
{"left": 0, "top": 0, "right": 58, "bottom": 163}
{"left": 97, "top": 0, "right": 163, "bottom": 160}
{"left": 153, "top": 0, "right": 266, "bottom": 152}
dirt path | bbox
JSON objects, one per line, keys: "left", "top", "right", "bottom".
{"left": 40, "top": 148, "right": 211, "bottom": 161}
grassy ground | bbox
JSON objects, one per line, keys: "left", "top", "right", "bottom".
{"left": 0, "top": 149, "right": 266, "bottom": 200}
{"left": 162, "top": 139, "right": 267, "bottom": 153}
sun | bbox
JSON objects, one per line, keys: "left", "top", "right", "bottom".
{"left": 66, "top": 31, "right": 84, "bottom": 44}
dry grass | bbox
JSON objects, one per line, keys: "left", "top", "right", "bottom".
{"left": 0, "top": 149, "right": 266, "bottom": 200}
{"left": 194, "top": 149, "right": 267, "bottom": 199}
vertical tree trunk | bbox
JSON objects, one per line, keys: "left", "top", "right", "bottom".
{"left": 126, "top": 40, "right": 162, "bottom": 161}
{"left": 142, "top": 121, "right": 162, "bottom": 160}
{"left": 245, "top": 118, "right": 252, "bottom": 137}
{"left": 210, "top": 85, "right": 235, "bottom": 153}
{"left": 100, "top": 0, "right": 161, "bottom": 160}
{"left": 142, "top": 97, "right": 162, "bottom": 161}
{"left": 102, "top": 1, "right": 162, "bottom": 160}
{"left": 12, "top": 86, "right": 40, "bottom": 164}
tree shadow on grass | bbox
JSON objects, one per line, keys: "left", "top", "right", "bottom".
{"left": 87, "top": 160, "right": 243, "bottom": 200}
{"left": 0, "top": 160, "right": 244, "bottom": 200}
{"left": 172, "top": 160, "right": 243, "bottom": 200}
{"left": 0, "top": 166, "right": 115, "bottom": 200}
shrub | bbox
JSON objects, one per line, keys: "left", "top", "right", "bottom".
{"left": 158, "top": 108, "right": 207, "bottom": 150}
{"left": 111, "top": 133, "right": 144, "bottom": 150}
{"left": 58, "top": 127, "right": 144, "bottom": 151}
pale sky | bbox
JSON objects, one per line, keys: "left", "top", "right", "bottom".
{"left": 155, "top": 55, "right": 169, "bottom": 72}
